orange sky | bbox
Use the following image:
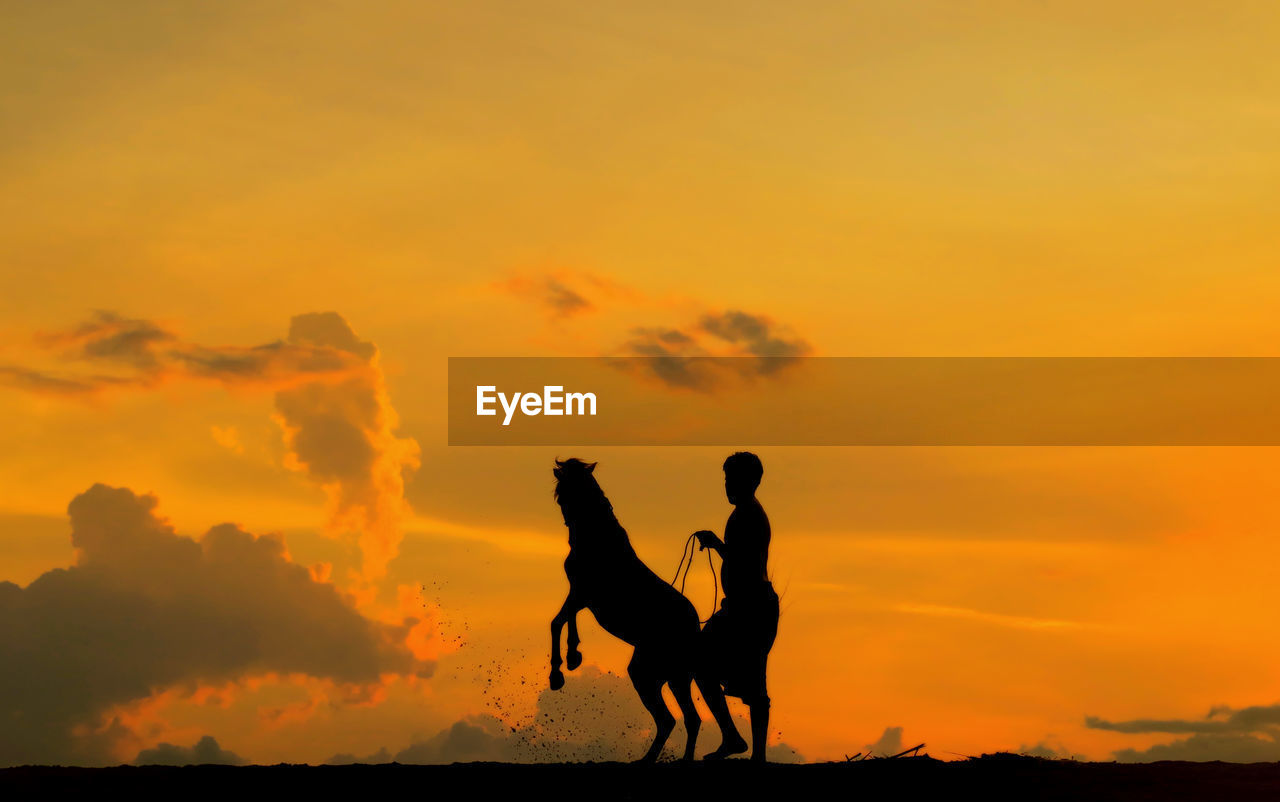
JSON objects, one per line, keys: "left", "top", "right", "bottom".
{"left": 4, "top": 0, "right": 1280, "bottom": 766}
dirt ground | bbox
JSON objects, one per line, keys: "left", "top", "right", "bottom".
{"left": 5, "top": 755, "right": 1280, "bottom": 801}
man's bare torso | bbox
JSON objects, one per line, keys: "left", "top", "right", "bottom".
{"left": 721, "top": 498, "right": 771, "bottom": 599}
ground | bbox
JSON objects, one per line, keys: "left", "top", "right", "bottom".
{"left": 4, "top": 755, "right": 1280, "bottom": 800}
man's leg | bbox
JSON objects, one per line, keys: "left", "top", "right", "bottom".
{"left": 749, "top": 592, "right": 779, "bottom": 763}
{"left": 697, "top": 614, "right": 747, "bottom": 759}
{"left": 696, "top": 671, "right": 747, "bottom": 759}
{"left": 748, "top": 694, "right": 770, "bottom": 763}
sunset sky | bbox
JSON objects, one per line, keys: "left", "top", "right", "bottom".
{"left": 4, "top": 1, "right": 1280, "bottom": 766}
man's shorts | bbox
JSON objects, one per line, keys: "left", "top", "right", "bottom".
{"left": 699, "top": 581, "right": 779, "bottom": 702}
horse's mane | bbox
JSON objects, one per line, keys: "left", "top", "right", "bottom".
{"left": 553, "top": 459, "right": 632, "bottom": 552}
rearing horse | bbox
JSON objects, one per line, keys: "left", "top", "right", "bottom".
{"left": 549, "top": 458, "right": 702, "bottom": 762}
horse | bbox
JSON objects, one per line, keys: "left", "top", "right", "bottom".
{"left": 549, "top": 458, "right": 703, "bottom": 762}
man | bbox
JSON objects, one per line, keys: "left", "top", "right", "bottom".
{"left": 693, "top": 451, "right": 780, "bottom": 762}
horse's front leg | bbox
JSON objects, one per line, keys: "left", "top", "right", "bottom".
{"left": 566, "top": 609, "right": 583, "bottom": 671}
{"left": 549, "top": 591, "right": 581, "bottom": 690}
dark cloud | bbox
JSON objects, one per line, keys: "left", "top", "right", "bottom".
{"left": 1, "top": 310, "right": 420, "bottom": 582}
{"left": 135, "top": 735, "right": 243, "bottom": 766}
{"left": 328, "top": 667, "right": 804, "bottom": 764}
{"left": 0, "top": 310, "right": 371, "bottom": 397}
{"left": 864, "top": 726, "right": 903, "bottom": 756}
{"left": 395, "top": 716, "right": 524, "bottom": 763}
{"left": 1087, "top": 703, "right": 1280, "bottom": 762}
{"left": 0, "top": 484, "right": 428, "bottom": 767}
{"left": 699, "top": 310, "right": 812, "bottom": 365}
{"left": 1086, "top": 704, "right": 1280, "bottom": 736}
{"left": 616, "top": 327, "right": 714, "bottom": 390}
{"left": 617, "top": 310, "right": 812, "bottom": 392}
{"left": 1111, "top": 733, "right": 1280, "bottom": 763}
{"left": 495, "top": 274, "right": 594, "bottom": 318}
{"left": 171, "top": 341, "right": 356, "bottom": 381}
{"left": 1015, "top": 740, "right": 1072, "bottom": 759}
{"left": 284, "top": 312, "right": 378, "bottom": 361}
{"left": 544, "top": 279, "right": 592, "bottom": 317}
{"left": 324, "top": 747, "right": 393, "bottom": 765}
{"left": 274, "top": 313, "right": 420, "bottom": 581}
{"left": 0, "top": 365, "right": 114, "bottom": 395}
{"left": 37, "top": 311, "right": 176, "bottom": 371}
{"left": 1086, "top": 716, "right": 1221, "bottom": 735}
{"left": 493, "top": 269, "right": 813, "bottom": 391}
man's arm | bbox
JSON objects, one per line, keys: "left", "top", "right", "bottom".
{"left": 693, "top": 529, "right": 725, "bottom": 555}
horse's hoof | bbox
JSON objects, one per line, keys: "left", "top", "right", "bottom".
{"left": 566, "top": 649, "right": 582, "bottom": 671}
{"left": 549, "top": 669, "right": 565, "bottom": 691}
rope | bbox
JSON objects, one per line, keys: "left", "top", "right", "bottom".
{"left": 671, "top": 533, "right": 719, "bottom": 625}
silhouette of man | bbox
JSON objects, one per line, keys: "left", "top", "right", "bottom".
{"left": 693, "top": 451, "right": 779, "bottom": 762}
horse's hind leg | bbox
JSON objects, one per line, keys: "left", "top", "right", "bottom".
{"left": 628, "top": 651, "right": 675, "bottom": 763}
{"left": 669, "top": 674, "right": 700, "bottom": 761}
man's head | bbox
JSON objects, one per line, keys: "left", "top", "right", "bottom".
{"left": 723, "top": 451, "right": 763, "bottom": 504}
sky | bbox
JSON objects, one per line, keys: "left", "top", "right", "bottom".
{"left": 3, "top": 0, "right": 1280, "bottom": 766}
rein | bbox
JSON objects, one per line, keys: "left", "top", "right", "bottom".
{"left": 672, "top": 533, "right": 719, "bottom": 625}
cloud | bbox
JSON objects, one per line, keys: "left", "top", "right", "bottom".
{"left": 0, "top": 484, "right": 430, "bottom": 767}
{"left": 1086, "top": 716, "right": 1218, "bottom": 735}
{"left": 698, "top": 310, "right": 812, "bottom": 364}
{"left": 0, "top": 364, "right": 137, "bottom": 395}
{"left": 395, "top": 716, "right": 524, "bottom": 763}
{"left": 328, "top": 666, "right": 805, "bottom": 764}
{"left": 493, "top": 273, "right": 594, "bottom": 318}
{"left": 1111, "top": 733, "right": 1280, "bottom": 763}
{"left": 543, "top": 279, "right": 591, "bottom": 317}
{"left": 1015, "top": 740, "right": 1073, "bottom": 759}
{"left": 0, "top": 310, "right": 370, "bottom": 397}
{"left": 492, "top": 269, "right": 813, "bottom": 392}
{"left": 618, "top": 310, "right": 813, "bottom": 392}
{"left": 1087, "top": 703, "right": 1280, "bottom": 762}
{"left": 273, "top": 312, "right": 421, "bottom": 584}
{"left": 324, "top": 747, "right": 392, "bottom": 765}
{"left": 36, "top": 310, "right": 176, "bottom": 371}
{"left": 134, "top": 735, "right": 243, "bottom": 766}
{"left": 2, "top": 310, "right": 423, "bottom": 588}
{"left": 864, "top": 726, "right": 903, "bottom": 756}
{"left": 1085, "top": 704, "right": 1280, "bottom": 736}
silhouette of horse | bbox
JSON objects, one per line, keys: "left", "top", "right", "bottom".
{"left": 549, "top": 458, "right": 702, "bottom": 762}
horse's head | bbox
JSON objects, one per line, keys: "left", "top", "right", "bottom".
{"left": 553, "top": 458, "right": 604, "bottom": 530}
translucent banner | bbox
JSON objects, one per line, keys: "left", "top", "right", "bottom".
{"left": 448, "top": 357, "right": 1280, "bottom": 446}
